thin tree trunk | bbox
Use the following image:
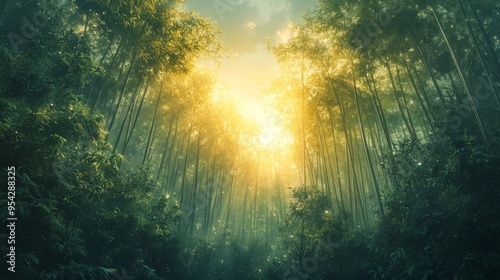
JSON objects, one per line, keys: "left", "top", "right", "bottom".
{"left": 157, "top": 116, "right": 176, "bottom": 182}
{"left": 353, "top": 65, "right": 385, "bottom": 217}
{"left": 107, "top": 50, "right": 138, "bottom": 132}
{"left": 401, "top": 56, "right": 435, "bottom": 130}
{"left": 189, "top": 133, "right": 202, "bottom": 235}
{"left": 387, "top": 62, "right": 416, "bottom": 139}
{"left": 178, "top": 125, "right": 193, "bottom": 233}
{"left": 430, "top": 4, "right": 487, "bottom": 142}
{"left": 143, "top": 79, "right": 165, "bottom": 165}
{"left": 365, "top": 72, "right": 393, "bottom": 150}
{"left": 112, "top": 74, "right": 144, "bottom": 153}
{"left": 396, "top": 64, "right": 418, "bottom": 138}
{"left": 121, "top": 73, "right": 153, "bottom": 154}
{"left": 407, "top": 21, "right": 447, "bottom": 107}
{"left": 466, "top": 0, "right": 500, "bottom": 78}
{"left": 459, "top": 0, "right": 500, "bottom": 107}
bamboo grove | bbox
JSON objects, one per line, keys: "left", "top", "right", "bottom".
{"left": 81, "top": 0, "right": 500, "bottom": 239}
{"left": 1, "top": 0, "right": 500, "bottom": 279}
{"left": 256, "top": 0, "right": 500, "bottom": 233}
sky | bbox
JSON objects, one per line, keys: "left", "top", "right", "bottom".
{"left": 184, "top": 0, "right": 318, "bottom": 112}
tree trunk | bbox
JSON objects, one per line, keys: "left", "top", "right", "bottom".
{"left": 430, "top": 4, "right": 487, "bottom": 142}
{"left": 353, "top": 65, "right": 385, "bottom": 217}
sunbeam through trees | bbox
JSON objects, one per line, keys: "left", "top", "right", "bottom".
{"left": 1, "top": 0, "right": 500, "bottom": 279}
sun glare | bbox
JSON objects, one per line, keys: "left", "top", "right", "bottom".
{"left": 243, "top": 103, "right": 294, "bottom": 153}
{"left": 208, "top": 69, "right": 293, "bottom": 156}
{"left": 211, "top": 85, "right": 293, "bottom": 154}
{"left": 257, "top": 115, "right": 284, "bottom": 147}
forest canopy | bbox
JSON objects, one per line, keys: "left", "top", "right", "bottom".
{"left": 0, "top": 0, "right": 499, "bottom": 279}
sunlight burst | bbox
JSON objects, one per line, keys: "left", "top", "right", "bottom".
{"left": 251, "top": 110, "right": 293, "bottom": 152}
{"left": 257, "top": 115, "right": 284, "bottom": 146}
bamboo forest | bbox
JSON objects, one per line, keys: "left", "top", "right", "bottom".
{"left": 1, "top": 0, "right": 500, "bottom": 279}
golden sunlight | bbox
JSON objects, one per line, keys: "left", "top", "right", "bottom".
{"left": 256, "top": 114, "right": 287, "bottom": 148}
{"left": 244, "top": 103, "right": 294, "bottom": 153}
{"left": 210, "top": 81, "right": 294, "bottom": 155}
{"left": 199, "top": 47, "right": 296, "bottom": 160}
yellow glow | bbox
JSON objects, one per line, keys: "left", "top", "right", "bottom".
{"left": 246, "top": 21, "right": 256, "bottom": 30}
{"left": 257, "top": 115, "right": 286, "bottom": 147}
{"left": 241, "top": 101, "right": 294, "bottom": 153}
{"left": 259, "top": 123, "right": 280, "bottom": 145}
{"left": 277, "top": 21, "right": 294, "bottom": 43}
{"left": 211, "top": 83, "right": 294, "bottom": 155}
{"left": 199, "top": 55, "right": 294, "bottom": 160}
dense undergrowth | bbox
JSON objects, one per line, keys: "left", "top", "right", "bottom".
{"left": 262, "top": 130, "right": 500, "bottom": 280}
{"left": 1, "top": 39, "right": 499, "bottom": 278}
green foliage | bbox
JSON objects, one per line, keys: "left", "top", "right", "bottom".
{"left": 372, "top": 133, "right": 500, "bottom": 280}
{"left": 0, "top": 3, "right": 184, "bottom": 279}
{"left": 178, "top": 236, "right": 270, "bottom": 280}
{"left": 277, "top": 186, "right": 376, "bottom": 280}
{"left": 0, "top": 76, "right": 184, "bottom": 280}
{"left": 1, "top": 0, "right": 500, "bottom": 279}
{"left": 275, "top": 128, "right": 500, "bottom": 280}
{"left": 40, "top": 262, "right": 112, "bottom": 280}
{"left": 282, "top": 187, "right": 334, "bottom": 251}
